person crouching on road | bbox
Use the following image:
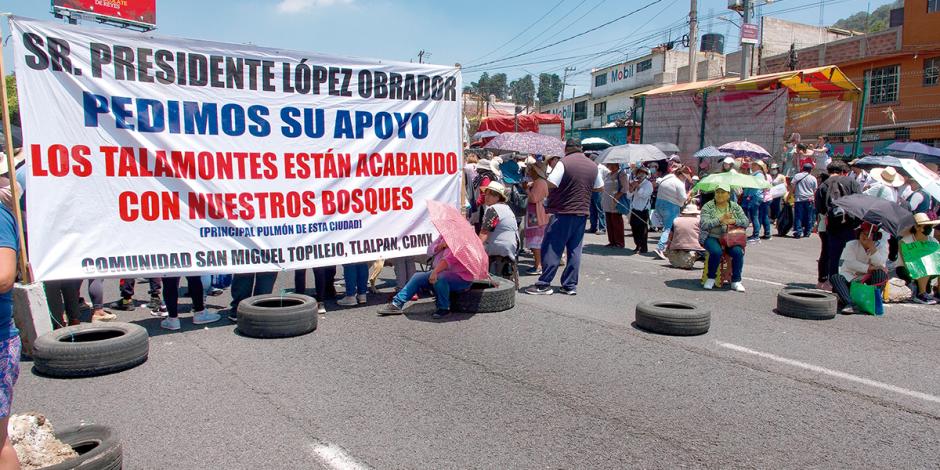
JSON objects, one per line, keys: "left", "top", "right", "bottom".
{"left": 700, "top": 187, "right": 749, "bottom": 292}
{"left": 160, "top": 276, "right": 221, "bottom": 330}
{"left": 897, "top": 213, "right": 940, "bottom": 304}
{"left": 665, "top": 203, "right": 704, "bottom": 269}
{"left": 478, "top": 182, "right": 519, "bottom": 279}
{"left": 830, "top": 222, "right": 889, "bottom": 314}
{"left": 378, "top": 237, "right": 474, "bottom": 320}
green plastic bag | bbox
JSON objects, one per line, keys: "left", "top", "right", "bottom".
{"left": 900, "top": 240, "right": 940, "bottom": 279}
{"left": 850, "top": 281, "right": 884, "bottom": 316}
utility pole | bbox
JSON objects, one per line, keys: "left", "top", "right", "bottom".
{"left": 560, "top": 66, "right": 576, "bottom": 102}
{"left": 417, "top": 50, "right": 429, "bottom": 64}
{"left": 741, "top": 0, "right": 752, "bottom": 80}
{"left": 688, "top": 0, "right": 698, "bottom": 83}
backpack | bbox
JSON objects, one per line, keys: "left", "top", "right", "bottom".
{"left": 506, "top": 183, "right": 528, "bottom": 218}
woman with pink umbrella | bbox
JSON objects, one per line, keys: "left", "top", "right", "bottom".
{"left": 378, "top": 200, "right": 488, "bottom": 319}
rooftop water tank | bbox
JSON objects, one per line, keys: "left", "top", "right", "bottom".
{"left": 700, "top": 33, "right": 725, "bottom": 54}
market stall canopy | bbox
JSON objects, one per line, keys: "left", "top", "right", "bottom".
{"left": 636, "top": 66, "right": 860, "bottom": 101}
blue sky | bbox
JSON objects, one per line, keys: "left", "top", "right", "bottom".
{"left": 4, "top": 0, "right": 895, "bottom": 91}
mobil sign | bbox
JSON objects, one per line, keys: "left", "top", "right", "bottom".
{"left": 609, "top": 63, "right": 634, "bottom": 83}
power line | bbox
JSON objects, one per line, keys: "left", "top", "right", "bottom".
{"left": 464, "top": 0, "right": 566, "bottom": 65}
{"left": 464, "top": 0, "right": 665, "bottom": 69}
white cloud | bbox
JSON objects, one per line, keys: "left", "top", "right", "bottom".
{"left": 276, "top": 0, "right": 353, "bottom": 13}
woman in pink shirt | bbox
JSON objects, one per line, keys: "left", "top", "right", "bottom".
{"left": 378, "top": 237, "right": 474, "bottom": 319}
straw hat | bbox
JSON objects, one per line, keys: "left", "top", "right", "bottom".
{"left": 481, "top": 181, "right": 508, "bottom": 201}
{"left": 914, "top": 213, "right": 940, "bottom": 226}
{"left": 870, "top": 167, "right": 905, "bottom": 187}
{"left": 525, "top": 157, "right": 548, "bottom": 179}
{"left": 680, "top": 203, "right": 701, "bottom": 215}
{"left": 476, "top": 158, "right": 493, "bottom": 172}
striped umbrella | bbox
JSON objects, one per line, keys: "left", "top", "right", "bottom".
{"left": 693, "top": 146, "right": 731, "bottom": 159}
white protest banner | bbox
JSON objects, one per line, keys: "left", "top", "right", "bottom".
{"left": 10, "top": 17, "right": 462, "bottom": 281}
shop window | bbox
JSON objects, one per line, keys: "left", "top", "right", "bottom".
{"left": 868, "top": 65, "right": 899, "bottom": 104}
{"left": 573, "top": 101, "right": 587, "bottom": 121}
{"left": 594, "top": 74, "right": 607, "bottom": 87}
{"left": 925, "top": 57, "right": 939, "bottom": 86}
{"left": 594, "top": 101, "right": 606, "bottom": 117}
{"left": 636, "top": 59, "right": 652, "bottom": 73}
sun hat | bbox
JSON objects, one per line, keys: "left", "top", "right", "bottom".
{"left": 476, "top": 158, "right": 492, "bottom": 173}
{"left": 680, "top": 203, "right": 701, "bottom": 215}
{"left": 526, "top": 157, "right": 548, "bottom": 179}
{"left": 914, "top": 213, "right": 940, "bottom": 226}
{"left": 635, "top": 166, "right": 650, "bottom": 174}
{"left": 481, "top": 181, "right": 508, "bottom": 201}
{"left": 770, "top": 163, "right": 780, "bottom": 169}
{"left": 565, "top": 138, "right": 582, "bottom": 151}
{"left": 722, "top": 157, "right": 734, "bottom": 165}
{"left": 499, "top": 160, "right": 522, "bottom": 184}
{"left": 870, "top": 167, "right": 905, "bottom": 187}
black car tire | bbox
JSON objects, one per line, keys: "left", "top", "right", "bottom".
{"left": 635, "top": 301, "right": 710, "bottom": 336}
{"left": 776, "top": 289, "right": 838, "bottom": 320}
{"left": 32, "top": 323, "right": 149, "bottom": 378}
{"left": 237, "top": 293, "right": 318, "bottom": 338}
{"left": 43, "top": 424, "right": 122, "bottom": 470}
{"left": 451, "top": 277, "right": 515, "bottom": 313}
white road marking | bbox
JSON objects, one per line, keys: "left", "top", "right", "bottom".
{"left": 717, "top": 341, "right": 940, "bottom": 405}
{"left": 310, "top": 441, "right": 372, "bottom": 470}
{"left": 742, "top": 277, "right": 786, "bottom": 286}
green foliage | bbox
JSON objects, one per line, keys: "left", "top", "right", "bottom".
{"left": 537, "top": 73, "right": 564, "bottom": 105}
{"left": 468, "top": 72, "right": 509, "bottom": 100}
{"left": 3, "top": 75, "right": 17, "bottom": 126}
{"left": 509, "top": 74, "right": 535, "bottom": 106}
{"left": 832, "top": 0, "right": 902, "bottom": 33}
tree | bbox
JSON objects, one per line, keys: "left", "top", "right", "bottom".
{"left": 487, "top": 73, "right": 508, "bottom": 100}
{"left": 3, "top": 75, "right": 18, "bottom": 126}
{"left": 509, "top": 74, "right": 535, "bottom": 107}
{"left": 832, "top": 0, "right": 902, "bottom": 33}
{"left": 537, "top": 73, "right": 564, "bottom": 105}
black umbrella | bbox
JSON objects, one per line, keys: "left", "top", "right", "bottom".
{"left": 651, "top": 142, "right": 680, "bottom": 154}
{"left": 0, "top": 125, "right": 22, "bottom": 152}
{"left": 832, "top": 194, "right": 915, "bottom": 236}
{"left": 853, "top": 155, "right": 904, "bottom": 170}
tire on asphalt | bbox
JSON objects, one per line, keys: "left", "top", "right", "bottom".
{"left": 43, "top": 424, "right": 123, "bottom": 470}
{"left": 451, "top": 277, "right": 515, "bottom": 313}
{"left": 236, "top": 293, "right": 317, "bottom": 338}
{"left": 635, "top": 301, "right": 710, "bottom": 336}
{"left": 776, "top": 289, "right": 837, "bottom": 320}
{"left": 32, "top": 323, "right": 149, "bottom": 379}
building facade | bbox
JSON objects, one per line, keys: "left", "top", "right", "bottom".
{"left": 762, "top": 0, "right": 940, "bottom": 152}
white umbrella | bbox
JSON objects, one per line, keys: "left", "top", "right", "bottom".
{"left": 596, "top": 144, "right": 667, "bottom": 165}
{"left": 899, "top": 158, "right": 940, "bottom": 203}
{"left": 473, "top": 130, "right": 500, "bottom": 140}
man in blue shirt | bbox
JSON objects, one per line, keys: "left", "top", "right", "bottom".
{"left": 0, "top": 203, "right": 21, "bottom": 467}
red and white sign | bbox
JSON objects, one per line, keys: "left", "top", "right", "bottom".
{"left": 52, "top": 0, "right": 156, "bottom": 28}
{"left": 740, "top": 23, "right": 759, "bottom": 45}
{"left": 11, "top": 17, "right": 462, "bottom": 280}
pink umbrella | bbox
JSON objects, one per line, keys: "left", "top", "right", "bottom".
{"left": 483, "top": 132, "right": 565, "bottom": 157}
{"left": 718, "top": 141, "right": 772, "bottom": 159}
{"left": 426, "top": 200, "right": 489, "bottom": 280}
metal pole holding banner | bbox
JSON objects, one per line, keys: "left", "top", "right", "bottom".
{"left": 741, "top": 0, "right": 752, "bottom": 80}
{"left": 638, "top": 96, "right": 646, "bottom": 144}
{"left": 457, "top": 63, "right": 467, "bottom": 214}
{"left": 853, "top": 73, "right": 870, "bottom": 158}
{"left": 0, "top": 17, "right": 32, "bottom": 283}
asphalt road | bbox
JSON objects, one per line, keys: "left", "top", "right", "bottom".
{"left": 15, "top": 232, "right": 940, "bottom": 469}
